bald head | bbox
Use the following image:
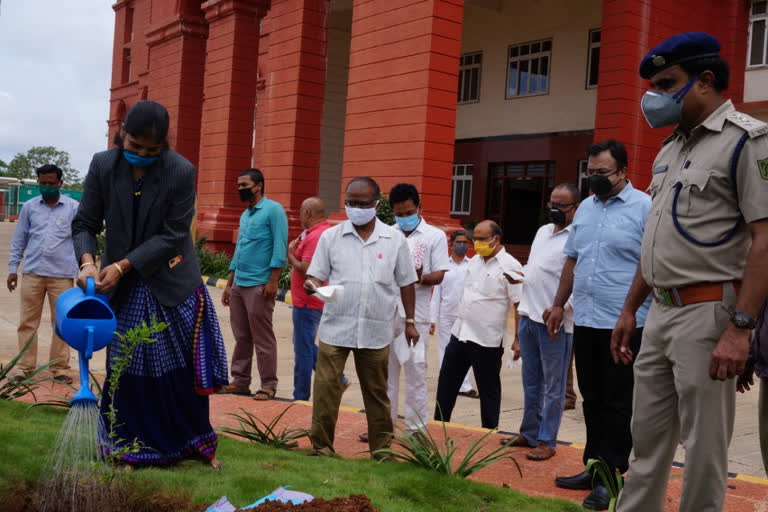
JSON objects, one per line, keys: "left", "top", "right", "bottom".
{"left": 472, "top": 219, "right": 503, "bottom": 258}
{"left": 300, "top": 197, "right": 326, "bottom": 229}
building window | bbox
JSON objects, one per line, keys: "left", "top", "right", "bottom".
{"left": 458, "top": 53, "right": 482, "bottom": 104}
{"left": 750, "top": 1, "right": 768, "bottom": 67}
{"left": 451, "top": 164, "right": 473, "bottom": 215}
{"left": 506, "top": 39, "right": 552, "bottom": 98}
{"left": 486, "top": 161, "right": 556, "bottom": 244}
{"left": 586, "top": 29, "right": 600, "bottom": 88}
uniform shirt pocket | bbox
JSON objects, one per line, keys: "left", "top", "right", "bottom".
{"left": 675, "top": 168, "right": 712, "bottom": 217}
{"left": 647, "top": 172, "right": 667, "bottom": 200}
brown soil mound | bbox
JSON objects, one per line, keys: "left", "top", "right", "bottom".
{"left": 244, "top": 494, "right": 380, "bottom": 512}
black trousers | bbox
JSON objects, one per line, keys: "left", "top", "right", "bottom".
{"left": 573, "top": 325, "right": 642, "bottom": 474}
{"left": 434, "top": 336, "right": 504, "bottom": 429}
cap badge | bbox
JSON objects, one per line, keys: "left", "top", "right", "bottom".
{"left": 652, "top": 55, "right": 666, "bottom": 67}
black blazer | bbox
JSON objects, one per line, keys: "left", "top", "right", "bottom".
{"left": 72, "top": 148, "right": 201, "bottom": 308}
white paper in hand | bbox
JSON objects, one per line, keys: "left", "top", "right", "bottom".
{"left": 506, "top": 354, "right": 522, "bottom": 370}
{"left": 309, "top": 282, "right": 343, "bottom": 303}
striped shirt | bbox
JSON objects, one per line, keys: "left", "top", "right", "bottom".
{"left": 308, "top": 218, "right": 418, "bottom": 349}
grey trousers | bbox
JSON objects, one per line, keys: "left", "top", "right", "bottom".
{"left": 229, "top": 284, "right": 278, "bottom": 390}
{"left": 617, "top": 290, "right": 736, "bottom": 512}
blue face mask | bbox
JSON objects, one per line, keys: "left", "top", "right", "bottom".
{"left": 123, "top": 149, "right": 159, "bottom": 168}
{"left": 641, "top": 76, "right": 698, "bottom": 129}
{"left": 395, "top": 214, "right": 420, "bottom": 232}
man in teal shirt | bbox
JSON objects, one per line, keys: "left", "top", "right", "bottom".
{"left": 219, "top": 168, "right": 288, "bottom": 400}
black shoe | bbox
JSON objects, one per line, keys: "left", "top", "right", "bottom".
{"left": 582, "top": 484, "right": 611, "bottom": 511}
{"left": 554, "top": 470, "right": 594, "bottom": 490}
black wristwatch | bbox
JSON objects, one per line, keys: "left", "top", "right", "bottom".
{"left": 730, "top": 311, "right": 756, "bottom": 329}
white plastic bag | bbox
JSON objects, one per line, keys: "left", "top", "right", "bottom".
{"left": 308, "top": 282, "right": 343, "bottom": 303}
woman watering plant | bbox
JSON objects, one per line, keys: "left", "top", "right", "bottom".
{"left": 72, "top": 100, "right": 229, "bottom": 469}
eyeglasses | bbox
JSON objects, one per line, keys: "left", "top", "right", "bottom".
{"left": 547, "top": 201, "right": 577, "bottom": 210}
{"left": 344, "top": 199, "right": 378, "bottom": 208}
{"left": 584, "top": 167, "right": 618, "bottom": 177}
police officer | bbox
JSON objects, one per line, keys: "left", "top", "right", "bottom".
{"left": 611, "top": 32, "right": 768, "bottom": 512}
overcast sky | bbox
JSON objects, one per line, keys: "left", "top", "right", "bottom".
{"left": 0, "top": 1, "right": 115, "bottom": 177}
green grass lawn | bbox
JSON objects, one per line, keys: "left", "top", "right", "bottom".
{"left": 0, "top": 400, "right": 581, "bottom": 511}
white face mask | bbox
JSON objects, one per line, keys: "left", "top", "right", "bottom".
{"left": 345, "top": 203, "right": 378, "bottom": 226}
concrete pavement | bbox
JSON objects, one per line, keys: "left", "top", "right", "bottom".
{"left": 0, "top": 221, "right": 765, "bottom": 478}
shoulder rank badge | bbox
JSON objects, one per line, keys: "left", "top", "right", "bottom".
{"left": 759, "top": 159, "right": 768, "bottom": 181}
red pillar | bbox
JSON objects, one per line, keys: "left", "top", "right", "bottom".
{"left": 596, "top": 0, "right": 750, "bottom": 190}
{"left": 339, "top": 0, "right": 464, "bottom": 231}
{"left": 260, "top": 0, "right": 330, "bottom": 239}
{"left": 144, "top": 3, "right": 208, "bottom": 165}
{"left": 195, "top": 0, "right": 265, "bottom": 252}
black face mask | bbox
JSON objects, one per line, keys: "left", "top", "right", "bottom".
{"left": 550, "top": 208, "right": 567, "bottom": 226}
{"left": 238, "top": 187, "right": 254, "bottom": 203}
{"left": 588, "top": 172, "right": 620, "bottom": 196}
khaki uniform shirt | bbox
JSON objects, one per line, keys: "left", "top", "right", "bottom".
{"left": 641, "top": 100, "right": 768, "bottom": 289}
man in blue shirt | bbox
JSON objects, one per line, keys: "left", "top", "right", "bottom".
{"left": 545, "top": 140, "right": 651, "bottom": 511}
{"left": 8, "top": 164, "right": 79, "bottom": 384}
{"left": 219, "top": 168, "right": 288, "bottom": 400}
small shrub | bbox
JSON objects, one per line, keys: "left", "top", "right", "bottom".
{"left": 219, "top": 404, "right": 310, "bottom": 449}
{"left": 377, "top": 194, "right": 395, "bottom": 226}
{"left": 0, "top": 336, "right": 58, "bottom": 401}
{"left": 585, "top": 458, "right": 623, "bottom": 512}
{"left": 195, "top": 236, "right": 232, "bottom": 279}
{"left": 278, "top": 263, "right": 291, "bottom": 290}
{"left": 374, "top": 411, "right": 521, "bottom": 479}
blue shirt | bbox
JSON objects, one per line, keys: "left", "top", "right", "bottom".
{"left": 9, "top": 194, "right": 79, "bottom": 278}
{"left": 563, "top": 182, "right": 652, "bottom": 329}
{"left": 230, "top": 197, "right": 288, "bottom": 287}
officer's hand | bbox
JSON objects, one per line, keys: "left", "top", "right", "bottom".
{"left": 709, "top": 326, "right": 751, "bottom": 381}
{"left": 405, "top": 324, "right": 420, "bottom": 346}
{"left": 737, "top": 362, "right": 755, "bottom": 393}
{"left": 611, "top": 311, "right": 637, "bottom": 365}
{"left": 511, "top": 336, "right": 521, "bottom": 361}
{"left": 546, "top": 306, "right": 564, "bottom": 340}
{"left": 429, "top": 323, "right": 436, "bottom": 336}
{"left": 222, "top": 285, "right": 231, "bottom": 307}
{"left": 7, "top": 273, "right": 17, "bottom": 293}
{"left": 542, "top": 307, "right": 552, "bottom": 324}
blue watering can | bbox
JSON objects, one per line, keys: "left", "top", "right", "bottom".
{"left": 55, "top": 277, "right": 116, "bottom": 405}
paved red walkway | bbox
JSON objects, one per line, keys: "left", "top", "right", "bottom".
{"left": 209, "top": 393, "right": 768, "bottom": 512}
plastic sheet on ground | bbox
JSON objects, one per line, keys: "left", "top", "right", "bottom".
{"left": 206, "top": 488, "right": 314, "bottom": 511}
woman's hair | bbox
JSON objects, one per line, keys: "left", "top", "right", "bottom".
{"left": 113, "top": 100, "right": 170, "bottom": 149}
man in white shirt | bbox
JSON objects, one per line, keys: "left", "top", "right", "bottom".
{"left": 305, "top": 177, "right": 419, "bottom": 458}
{"left": 385, "top": 183, "right": 449, "bottom": 436}
{"left": 502, "top": 184, "right": 579, "bottom": 461}
{"left": 430, "top": 230, "right": 475, "bottom": 397}
{"left": 434, "top": 220, "right": 523, "bottom": 429}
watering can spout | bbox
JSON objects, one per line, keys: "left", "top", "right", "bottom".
{"left": 71, "top": 350, "right": 98, "bottom": 405}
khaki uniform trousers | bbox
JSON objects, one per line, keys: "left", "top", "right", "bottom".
{"left": 18, "top": 273, "right": 73, "bottom": 373}
{"left": 617, "top": 288, "right": 736, "bottom": 512}
{"left": 311, "top": 341, "right": 392, "bottom": 459}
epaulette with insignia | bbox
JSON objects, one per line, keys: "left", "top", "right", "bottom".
{"left": 726, "top": 111, "right": 768, "bottom": 138}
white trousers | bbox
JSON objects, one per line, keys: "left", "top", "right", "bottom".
{"left": 437, "top": 315, "right": 473, "bottom": 393}
{"left": 388, "top": 321, "right": 430, "bottom": 432}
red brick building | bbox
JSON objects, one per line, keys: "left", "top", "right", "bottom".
{"left": 108, "top": 0, "right": 761, "bottom": 255}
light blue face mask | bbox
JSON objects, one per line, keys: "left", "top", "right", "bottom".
{"left": 395, "top": 214, "right": 420, "bottom": 232}
{"left": 123, "top": 149, "right": 159, "bottom": 168}
{"left": 641, "top": 76, "right": 698, "bottom": 129}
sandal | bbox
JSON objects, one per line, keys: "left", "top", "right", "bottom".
{"left": 253, "top": 388, "right": 276, "bottom": 401}
{"left": 53, "top": 374, "right": 74, "bottom": 385}
{"left": 208, "top": 457, "right": 222, "bottom": 470}
{"left": 458, "top": 389, "right": 479, "bottom": 399}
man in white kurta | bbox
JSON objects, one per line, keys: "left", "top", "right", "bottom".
{"left": 430, "top": 229, "right": 474, "bottom": 396}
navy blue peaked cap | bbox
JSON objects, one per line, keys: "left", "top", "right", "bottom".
{"left": 639, "top": 32, "right": 721, "bottom": 79}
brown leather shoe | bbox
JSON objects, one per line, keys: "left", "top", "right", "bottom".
{"left": 358, "top": 432, "right": 369, "bottom": 443}
{"left": 527, "top": 443, "right": 556, "bottom": 461}
{"left": 216, "top": 383, "right": 251, "bottom": 395}
{"left": 499, "top": 435, "right": 534, "bottom": 447}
